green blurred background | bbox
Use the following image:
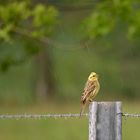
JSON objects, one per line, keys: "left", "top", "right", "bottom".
{"left": 0, "top": 0, "right": 140, "bottom": 140}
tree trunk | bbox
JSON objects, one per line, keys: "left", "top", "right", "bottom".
{"left": 34, "top": 46, "right": 55, "bottom": 102}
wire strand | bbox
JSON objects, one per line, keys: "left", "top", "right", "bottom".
{"left": 0, "top": 113, "right": 88, "bottom": 119}
{"left": 0, "top": 113, "right": 140, "bottom": 119}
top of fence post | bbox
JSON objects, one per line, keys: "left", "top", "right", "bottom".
{"left": 89, "top": 102, "right": 122, "bottom": 140}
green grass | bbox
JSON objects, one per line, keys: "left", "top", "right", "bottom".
{"left": 0, "top": 119, "right": 88, "bottom": 140}
{"left": 122, "top": 101, "right": 140, "bottom": 140}
{"left": 123, "top": 119, "right": 140, "bottom": 140}
{"left": 0, "top": 102, "right": 140, "bottom": 140}
{"left": 0, "top": 103, "right": 88, "bottom": 140}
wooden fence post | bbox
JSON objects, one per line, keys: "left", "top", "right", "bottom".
{"left": 89, "top": 102, "right": 122, "bottom": 140}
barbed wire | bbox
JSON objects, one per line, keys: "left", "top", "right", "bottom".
{"left": 0, "top": 113, "right": 140, "bottom": 120}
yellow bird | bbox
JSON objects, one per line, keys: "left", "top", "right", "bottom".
{"left": 80, "top": 72, "right": 100, "bottom": 116}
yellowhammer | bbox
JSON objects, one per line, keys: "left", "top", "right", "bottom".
{"left": 80, "top": 72, "right": 100, "bottom": 116}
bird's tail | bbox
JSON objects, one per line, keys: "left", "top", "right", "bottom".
{"left": 79, "top": 103, "right": 86, "bottom": 117}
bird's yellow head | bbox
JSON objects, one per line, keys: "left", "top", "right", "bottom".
{"left": 88, "top": 72, "right": 98, "bottom": 81}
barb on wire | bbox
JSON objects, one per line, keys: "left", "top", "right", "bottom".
{"left": 122, "top": 113, "right": 140, "bottom": 118}
{"left": 0, "top": 113, "right": 88, "bottom": 119}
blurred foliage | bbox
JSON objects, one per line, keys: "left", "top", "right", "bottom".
{"left": 49, "top": 0, "right": 93, "bottom": 5}
{"left": 0, "top": 1, "right": 58, "bottom": 71}
{"left": 82, "top": 0, "right": 140, "bottom": 39}
{"left": 0, "top": 1, "right": 58, "bottom": 39}
{"left": 0, "top": 40, "right": 39, "bottom": 71}
{"left": 0, "top": 0, "right": 140, "bottom": 70}
{"left": 0, "top": 0, "right": 140, "bottom": 102}
{"left": 32, "top": 4, "right": 58, "bottom": 37}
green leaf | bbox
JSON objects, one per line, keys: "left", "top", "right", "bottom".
{"left": 0, "top": 24, "right": 13, "bottom": 41}
{"left": 83, "top": 9, "right": 114, "bottom": 39}
{"left": 32, "top": 4, "right": 58, "bottom": 37}
{"left": 127, "top": 10, "right": 140, "bottom": 39}
{"left": 0, "top": 2, "right": 30, "bottom": 24}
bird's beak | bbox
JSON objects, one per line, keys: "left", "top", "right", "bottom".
{"left": 96, "top": 74, "right": 99, "bottom": 78}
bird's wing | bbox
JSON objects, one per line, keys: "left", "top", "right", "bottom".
{"left": 81, "top": 80, "right": 95, "bottom": 104}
